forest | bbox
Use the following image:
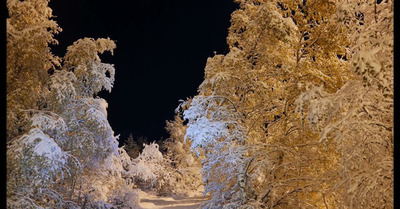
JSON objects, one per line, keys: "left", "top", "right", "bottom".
{"left": 6, "top": 0, "right": 393, "bottom": 208}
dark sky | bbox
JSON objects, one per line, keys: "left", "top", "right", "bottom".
{"left": 48, "top": 0, "right": 237, "bottom": 144}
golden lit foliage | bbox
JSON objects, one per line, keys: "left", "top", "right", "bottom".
{"left": 6, "top": 0, "right": 62, "bottom": 141}
{"left": 184, "top": 0, "right": 392, "bottom": 208}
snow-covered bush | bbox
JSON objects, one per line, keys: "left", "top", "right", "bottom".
{"left": 154, "top": 166, "right": 177, "bottom": 196}
{"left": 125, "top": 138, "right": 198, "bottom": 196}
{"left": 129, "top": 142, "right": 164, "bottom": 187}
{"left": 76, "top": 170, "right": 141, "bottom": 209}
{"left": 7, "top": 130, "right": 66, "bottom": 208}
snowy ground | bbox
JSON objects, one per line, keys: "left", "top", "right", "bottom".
{"left": 137, "top": 188, "right": 209, "bottom": 209}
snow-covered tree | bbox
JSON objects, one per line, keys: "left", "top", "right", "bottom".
{"left": 6, "top": 0, "right": 141, "bottom": 208}
{"left": 6, "top": 0, "right": 61, "bottom": 141}
{"left": 182, "top": 0, "right": 392, "bottom": 208}
{"left": 296, "top": 0, "right": 393, "bottom": 207}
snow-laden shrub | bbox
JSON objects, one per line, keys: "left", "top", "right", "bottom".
{"left": 154, "top": 167, "right": 176, "bottom": 196}
{"left": 80, "top": 183, "right": 142, "bottom": 209}
{"left": 72, "top": 148, "right": 142, "bottom": 209}
{"left": 125, "top": 141, "right": 186, "bottom": 196}
{"left": 6, "top": 128, "right": 73, "bottom": 208}
{"left": 129, "top": 142, "right": 163, "bottom": 187}
{"left": 8, "top": 128, "right": 68, "bottom": 180}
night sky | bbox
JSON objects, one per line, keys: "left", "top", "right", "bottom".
{"left": 48, "top": 0, "right": 238, "bottom": 144}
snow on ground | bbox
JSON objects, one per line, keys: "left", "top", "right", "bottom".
{"left": 137, "top": 187, "right": 209, "bottom": 209}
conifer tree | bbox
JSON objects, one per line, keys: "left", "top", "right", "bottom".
{"left": 124, "top": 133, "right": 140, "bottom": 159}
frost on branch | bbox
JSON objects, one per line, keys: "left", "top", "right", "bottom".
{"left": 55, "top": 97, "right": 119, "bottom": 170}
{"left": 137, "top": 142, "right": 163, "bottom": 162}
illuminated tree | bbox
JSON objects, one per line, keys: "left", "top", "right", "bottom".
{"left": 6, "top": 0, "right": 61, "bottom": 141}
{"left": 297, "top": 0, "right": 393, "bottom": 207}
{"left": 182, "top": 0, "right": 392, "bottom": 208}
{"left": 6, "top": 0, "right": 140, "bottom": 208}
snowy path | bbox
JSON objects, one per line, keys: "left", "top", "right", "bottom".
{"left": 137, "top": 189, "right": 208, "bottom": 209}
